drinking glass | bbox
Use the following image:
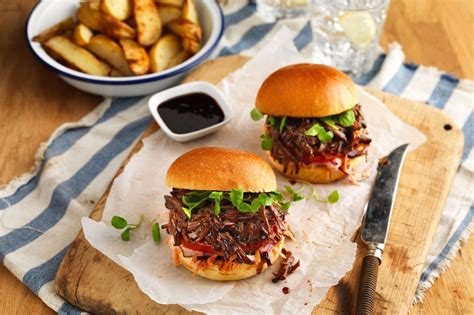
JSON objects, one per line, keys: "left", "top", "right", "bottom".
{"left": 256, "top": 0, "right": 310, "bottom": 21}
{"left": 311, "top": 0, "right": 389, "bottom": 77}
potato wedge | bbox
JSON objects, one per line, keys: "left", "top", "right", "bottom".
{"left": 77, "top": 4, "right": 102, "bottom": 30}
{"left": 88, "top": 1, "right": 101, "bottom": 10}
{"left": 182, "top": 0, "right": 199, "bottom": 25}
{"left": 167, "top": 18, "right": 202, "bottom": 42}
{"left": 155, "top": 0, "right": 183, "bottom": 7}
{"left": 43, "top": 36, "right": 110, "bottom": 76}
{"left": 87, "top": 35, "right": 133, "bottom": 76}
{"left": 149, "top": 34, "right": 181, "bottom": 72}
{"left": 167, "top": 49, "right": 191, "bottom": 68}
{"left": 72, "top": 24, "right": 93, "bottom": 46}
{"left": 32, "top": 17, "right": 75, "bottom": 43}
{"left": 182, "top": 37, "right": 201, "bottom": 54}
{"left": 133, "top": 0, "right": 162, "bottom": 46}
{"left": 119, "top": 38, "right": 150, "bottom": 75}
{"left": 101, "top": 0, "right": 132, "bottom": 21}
{"left": 77, "top": 4, "right": 136, "bottom": 39}
{"left": 158, "top": 5, "right": 182, "bottom": 25}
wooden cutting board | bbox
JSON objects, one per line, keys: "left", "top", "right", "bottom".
{"left": 55, "top": 56, "right": 464, "bottom": 314}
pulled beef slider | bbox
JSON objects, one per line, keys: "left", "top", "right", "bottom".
{"left": 162, "top": 147, "right": 292, "bottom": 281}
{"left": 255, "top": 63, "right": 371, "bottom": 184}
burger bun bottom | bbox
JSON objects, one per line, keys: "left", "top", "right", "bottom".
{"left": 266, "top": 152, "right": 363, "bottom": 184}
{"left": 174, "top": 238, "right": 285, "bottom": 281}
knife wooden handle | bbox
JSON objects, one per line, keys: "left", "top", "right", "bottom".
{"left": 356, "top": 255, "right": 380, "bottom": 315}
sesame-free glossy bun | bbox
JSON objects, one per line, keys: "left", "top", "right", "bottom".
{"left": 175, "top": 239, "right": 285, "bottom": 281}
{"left": 166, "top": 147, "right": 277, "bottom": 192}
{"left": 266, "top": 151, "right": 363, "bottom": 184}
{"left": 256, "top": 64, "right": 357, "bottom": 117}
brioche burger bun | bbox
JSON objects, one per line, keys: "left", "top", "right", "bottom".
{"left": 256, "top": 63, "right": 357, "bottom": 118}
{"left": 165, "top": 147, "right": 287, "bottom": 281}
{"left": 166, "top": 147, "right": 277, "bottom": 192}
{"left": 256, "top": 64, "right": 361, "bottom": 184}
{"left": 169, "top": 238, "right": 285, "bottom": 281}
{"left": 264, "top": 150, "right": 363, "bottom": 184}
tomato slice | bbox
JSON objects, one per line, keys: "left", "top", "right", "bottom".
{"left": 305, "top": 154, "right": 333, "bottom": 164}
{"left": 181, "top": 239, "right": 220, "bottom": 255}
{"left": 180, "top": 239, "right": 267, "bottom": 255}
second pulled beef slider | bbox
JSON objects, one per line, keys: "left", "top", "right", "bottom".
{"left": 254, "top": 63, "right": 371, "bottom": 183}
{"left": 162, "top": 147, "right": 296, "bottom": 281}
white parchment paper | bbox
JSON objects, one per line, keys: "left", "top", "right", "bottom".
{"left": 82, "top": 28, "right": 427, "bottom": 314}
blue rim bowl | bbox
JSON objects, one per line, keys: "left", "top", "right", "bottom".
{"left": 25, "top": 0, "right": 224, "bottom": 88}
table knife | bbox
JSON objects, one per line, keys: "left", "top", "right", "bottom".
{"left": 356, "top": 144, "right": 409, "bottom": 315}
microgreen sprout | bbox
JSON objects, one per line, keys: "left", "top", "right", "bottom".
{"left": 286, "top": 181, "right": 340, "bottom": 204}
{"left": 152, "top": 222, "right": 161, "bottom": 244}
{"left": 250, "top": 107, "right": 264, "bottom": 121}
{"left": 111, "top": 215, "right": 144, "bottom": 241}
{"left": 260, "top": 134, "right": 273, "bottom": 151}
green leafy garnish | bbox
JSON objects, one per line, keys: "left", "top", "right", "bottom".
{"left": 258, "top": 193, "right": 274, "bottom": 206}
{"left": 305, "top": 121, "right": 333, "bottom": 142}
{"left": 279, "top": 116, "right": 287, "bottom": 132}
{"left": 152, "top": 222, "right": 161, "bottom": 243}
{"left": 305, "top": 123, "right": 333, "bottom": 142}
{"left": 269, "top": 191, "right": 283, "bottom": 202}
{"left": 121, "top": 227, "right": 131, "bottom": 241}
{"left": 268, "top": 116, "right": 276, "bottom": 127}
{"left": 328, "top": 190, "right": 339, "bottom": 203}
{"left": 250, "top": 199, "right": 262, "bottom": 212}
{"left": 110, "top": 216, "right": 164, "bottom": 243}
{"left": 182, "top": 191, "right": 211, "bottom": 218}
{"left": 179, "top": 187, "right": 305, "bottom": 218}
{"left": 209, "top": 191, "right": 223, "bottom": 215}
{"left": 229, "top": 188, "right": 244, "bottom": 208}
{"left": 284, "top": 185, "right": 305, "bottom": 202}
{"left": 111, "top": 216, "right": 128, "bottom": 229}
{"left": 228, "top": 189, "right": 254, "bottom": 212}
{"left": 280, "top": 202, "right": 291, "bottom": 212}
{"left": 111, "top": 215, "right": 144, "bottom": 241}
{"left": 229, "top": 189, "right": 282, "bottom": 213}
{"left": 305, "top": 123, "right": 324, "bottom": 136}
{"left": 319, "top": 117, "right": 339, "bottom": 130}
{"left": 250, "top": 107, "right": 264, "bottom": 121}
{"left": 260, "top": 134, "right": 273, "bottom": 151}
{"left": 317, "top": 129, "right": 334, "bottom": 143}
{"left": 182, "top": 207, "right": 192, "bottom": 219}
{"left": 337, "top": 109, "right": 355, "bottom": 127}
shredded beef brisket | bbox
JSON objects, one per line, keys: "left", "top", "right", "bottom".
{"left": 162, "top": 189, "right": 287, "bottom": 266}
{"left": 269, "top": 105, "right": 371, "bottom": 173}
{"left": 272, "top": 248, "right": 300, "bottom": 283}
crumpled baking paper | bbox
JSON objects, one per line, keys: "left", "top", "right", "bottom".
{"left": 82, "top": 28, "right": 426, "bottom": 314}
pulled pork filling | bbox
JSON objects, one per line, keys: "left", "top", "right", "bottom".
{"left": 162, "top": 188, "right": 288, "bottom": 271}
{"left": 267, "top": 104, "right": 371, "bottom": 174}
{"left": 272, "top": 248, "right": 300, "bottom": 283}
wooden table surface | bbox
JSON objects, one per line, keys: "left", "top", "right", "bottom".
{"left": 0, "top": 0, "right": 472, "bottom": 314}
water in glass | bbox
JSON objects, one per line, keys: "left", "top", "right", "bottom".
{"left": 256, "top": 0, "right": 309, "bottom": 21}
{"left": 311, "top": 0, "right": 389, "bottom": 76}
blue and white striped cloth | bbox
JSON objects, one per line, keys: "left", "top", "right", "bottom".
{"left": 1, "top": 1, "right": 472, "bottom": 313}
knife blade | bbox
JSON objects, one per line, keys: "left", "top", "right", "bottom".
{"left": 356, "top": 144, "right": 409, "bottom": 315}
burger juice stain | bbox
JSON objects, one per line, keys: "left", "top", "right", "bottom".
{"left": 158, "top": 93, "right": 224, "bottom": 134}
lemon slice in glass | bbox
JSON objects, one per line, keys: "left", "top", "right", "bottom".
{"left": 339, "top": 11, "right": 376, "bottom": 48}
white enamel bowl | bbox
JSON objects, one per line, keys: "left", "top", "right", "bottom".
{"left": 26, "top": 0, "right": 224, "bottom": 97}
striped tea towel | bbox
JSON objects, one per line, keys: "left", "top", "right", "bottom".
{"left": 0, "top": 1, "right": 472, "bottom": 313}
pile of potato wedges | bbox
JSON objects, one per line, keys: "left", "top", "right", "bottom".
{"left": 33, "top": 0, "right": 202, "bottom": 77}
